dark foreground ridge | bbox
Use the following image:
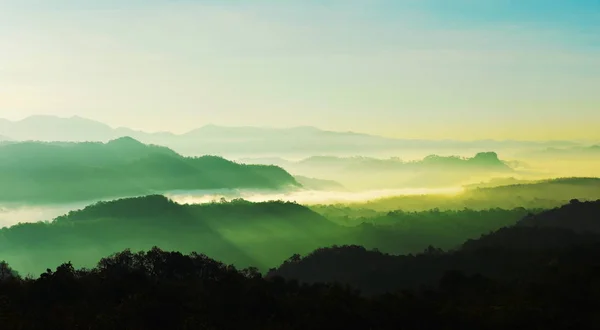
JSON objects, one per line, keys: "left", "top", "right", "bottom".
{"left": 270, "top": 200, "right": 600, "bottom": 294}
{"left": 1, "top": 243, "right": 599, "bottom": 330}
{"left": 1, "top": 200, "right": 600, "bottom": 329}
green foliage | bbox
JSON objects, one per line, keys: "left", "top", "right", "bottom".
{"left": 273, "top": 200, "right": 600, "bottom": 295}
{"left": 2, "top": 242, "right": 600, "bottom": 329}
{"left": 0, "top": 138, "right": 299, "bottom": 203}
{"left": 0, "top": 196, "right": 341, "bottom": 275}
{"left": 333, "top": 177, "right": 600, "bottom": 212}
{"left": 0, "top": 195, "right": 550, "bottom": 277}
{"left": 0, "top": 196, "right": 599, "bottom": 329}
{"left": 0, "top": 260, "right": 19, "bottom": 281}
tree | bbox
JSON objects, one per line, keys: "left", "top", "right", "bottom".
{"left": 287, "top": 254, "right": 302, "bottom": 263}
{"left": 0, "top": 261, "right": 18, "bottom": 281}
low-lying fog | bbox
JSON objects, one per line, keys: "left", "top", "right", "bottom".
{"left": 0, "top": 203, "right": 87, "bottom": 228}
{"left": 0, "top": 187, "right": 463, "bottom": 228}
{"left": 166, "top": 187, "right": 463, "bottom": 205}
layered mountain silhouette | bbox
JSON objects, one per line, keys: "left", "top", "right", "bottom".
{"left": 270, "top": 199, "right": 600, "bottom": 294}
{"left": 0, "top": 138, "right": 298, "bottom": 203}
{"left": 461, "top": 199, "right": 600, "bottom": 251}
{"left": 350, "top": 177, "right": 600, "bottom": 211}
{"left": 242, "top": 152, "right": 514, "bottom": 189}
{"left": 0, "top": 195, "right": 342, "bottom": 275}
{"left": 515, "top": 198, "right": 600, "bottom": 233}
{"left": 522, "top": 144, "right": 600, "bottom": 159}
{"left": 3, "top": 200, "right": 600, "bottom": 329}
{"left": 0, "top": 194, "right": 553, "bottom": 277}
{"left": 0, "top": 115, "right": 580, "bottom": 156}
{"left": 293, "top": 176, "right": 346, "bottom": 191}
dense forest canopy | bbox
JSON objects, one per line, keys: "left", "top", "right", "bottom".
{"left": 0, "top": 193, "right": 557, "bottom": 276}
{"left": 1, "top": 199, "right": 600, "bottom": 329}
{"left": 271, "top": 200, "right": 600, "bottom": 294}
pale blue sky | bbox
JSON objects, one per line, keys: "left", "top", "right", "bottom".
{"left": 0, "top": 0, "right": 598, "bottom": 139}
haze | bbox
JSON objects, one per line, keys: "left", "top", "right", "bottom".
{"left": 1, "top": 0, "right": 599, "bottom": 140}
{"left": 2, "top": 3, "right": 600, "bottom": 326}
{"left": 0, "top": 187, "right": 463, "bottom": 228}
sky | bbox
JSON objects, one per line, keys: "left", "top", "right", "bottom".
{"left": 0, "top": 0, "right": 599, "bottom": 140}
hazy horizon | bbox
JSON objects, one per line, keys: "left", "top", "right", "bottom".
{"left": 1, "top": 0, "right": 599, "bottom": 140}
{"left": 1, "top": 3, "right": 600, "bottom": 326}
{"left": 1, "top": 114, "right": 599, "bottom": 144}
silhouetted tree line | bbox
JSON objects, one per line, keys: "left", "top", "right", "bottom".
{"left": 1, "top": 243, "right": 600, "bottom": 330}
{"left": 0, "top": 200, "right": 599, "bottom": 328}
{"left": 271, "top": 200, "right": 600, "bottom": 295}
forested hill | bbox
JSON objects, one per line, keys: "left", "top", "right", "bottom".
{"left": 3, "top": 199, "right": 600, "bottom": 328}
{"left": 270, "top": 199, "right": 600, "bottom": 294}
{"left": 515, "top": 198, "right": 600, "bottom": 233}
{"left": 0, "top": 137, "right": 299, "bottom": 203}
{"left": 0, "top": 196, "right": 340, "bottom": 275}
{"left": 0, "top": 194, "right": 542, "bottom": 276}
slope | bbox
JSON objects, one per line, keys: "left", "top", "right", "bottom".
{"left": 0, "top": 138, "right": 299, "bottom": 203}
{"left": 270, "top": 199, "right": 600, "bottom": 294}
{"left": 0, "top": 195, "right": 341, "bottom": 275}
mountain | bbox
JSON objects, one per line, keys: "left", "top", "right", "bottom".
{"left": 0, "top": 138, "right": 298, "bottom": 203}
{"left": 0, "top": 195, "right": 550, "bottom": 277}
{"left": 351, "top": 177, "right": 600, "bottom": 211}
{"left": 294, "top": 176, "right": 346, "bottom": 191}
{"left": 0, "top": 115, "right": 115, "bottom": 142}
{"left": 0, "top": 115, "right": 581, "bottom": 157}
{"left": 269, "top": 199, "right": 600, "bottom": 295}
{"left": 459, "top": 199, "right": 600, "bottom": 252}
{"left": 462, "top": 176, "right": 534, "bottom": 189}
{"left": 516, "top": 199, "right": 600, "bottom": 233}
{"left": 0, "top": 195, "right": 341, "bottom": 275}
{"left": 243, "top": 152, "right": 514, "bottom": 190}
{"left": 248, "top": 152, "right": 513, "bottom": 171}
{"left": 520, "top": 144, "right": 600, "bottom": 159}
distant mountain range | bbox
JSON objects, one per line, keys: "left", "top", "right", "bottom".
{"left": 241, "top": 152, "right": 515, "bottom": 189}
{"left": 294, "top": 176, "right": 346, "bottom": 191}
{"left": 521, "top": 145, "right": 600, "bottom": 158}
{"left": 0, "top": 137, "right": 298, "bottom": 203}
{"left": 244, "top": 152, "right": 513, "bottom": 169}
{"left": 0, "top": 115, "right": 581, "bottom": 157}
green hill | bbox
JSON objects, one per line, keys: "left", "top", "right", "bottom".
{"left": 0, "top": 195, "right": 339, "bottom": 275}
{"left": 340, "top": 177, "right": 600, "bottom": 211}
{"left": 270, "top": 200, "right": 600, "bottom": 295}
{"left": 0, "top": 138, "right": 299, "bottom": 203}
{"left": 0, "top": 194, "right": 545, "bottom": 276}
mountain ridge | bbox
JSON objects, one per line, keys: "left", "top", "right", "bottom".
{"left": 0, "top": 138, "right": 299, "bottom": 203}
{"left": 0, "top": 116, "right": 581, "bottom": 157}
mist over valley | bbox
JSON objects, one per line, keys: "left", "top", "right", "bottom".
{"left": 0, "top": 2, "right": 598, "bottom": 325}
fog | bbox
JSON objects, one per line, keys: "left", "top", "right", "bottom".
{"left": 166, "top": 187, "right": 463, "bottom": 205}
{"left": 0, "top": 203, "right": 88, "bottom": 228}
{"left": 0, "top": 187, "right": 463, "bottom": 228}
